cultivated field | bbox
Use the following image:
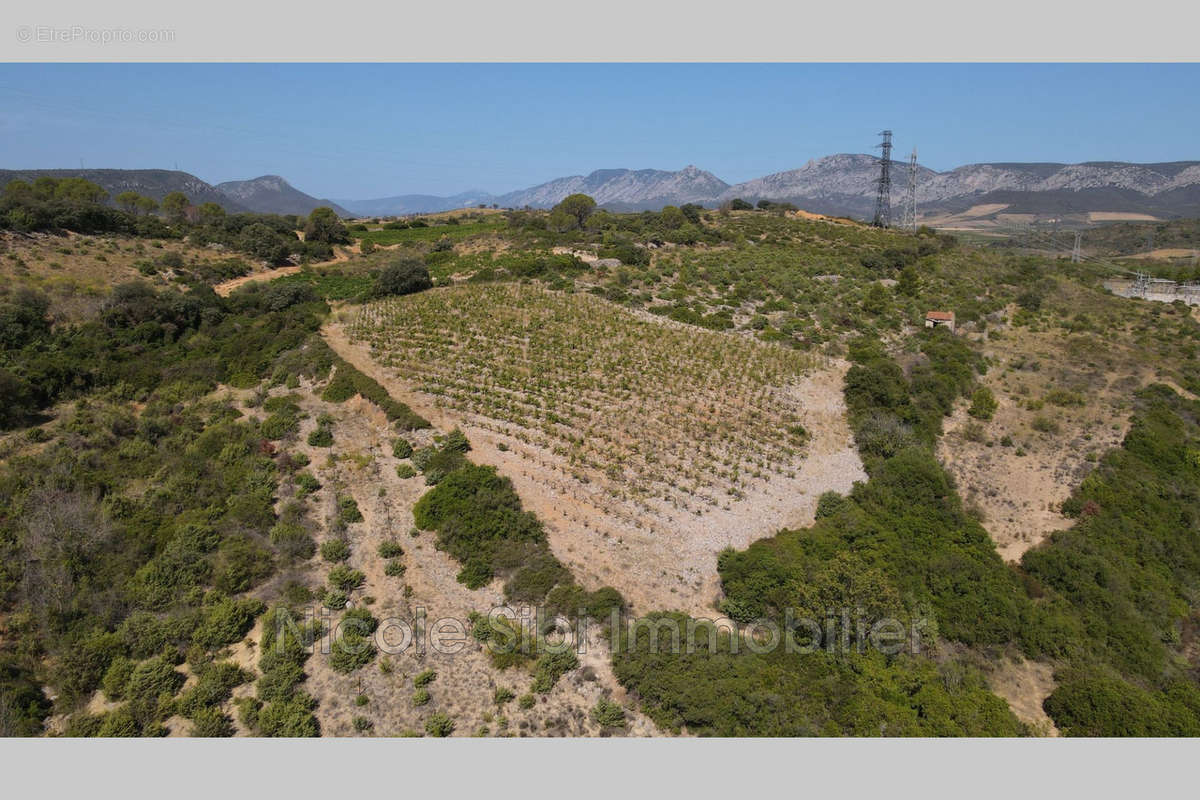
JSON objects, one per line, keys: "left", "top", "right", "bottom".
{"left": 337, "top": 283, "right": 865, "bottom": 613}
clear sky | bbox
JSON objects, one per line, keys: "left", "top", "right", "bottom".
{"left": 1, "top": 63, "right": 1197, "bottom": 200}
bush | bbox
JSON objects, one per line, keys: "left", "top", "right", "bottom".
{"left": 101, "top": 656, "right": 135, "bottom": 702}
{"left": 968, "top": 387, "right": 998, "bottom": 420}
{"left": 307, "top": 424, "right": 333, "bottom": 447}
{"left": 412, "top": 688, "right": 430, "bottom": 706}
{"left": 378, "top": 540, "right": 404, "bottom": 558}
{"left": 424, "top": 712, "right": 455, "bottom": 737}
{"left": 190, "top": 707, "right": 235, "bottom": 737}
{"left": 337, "top": 494, "right": 363, "bottom": 524}
{"left": 531, "top": 650, "right": 578, "bottom": 693}
{"left": 373, "top": 258, "right": 432, "bottom": 298}
{"left": 327, "top": 565, "right": 365, "bottom": 592}
{"left": 395, "top": 463, "right": 417, "bottom": 479}
{"left": 320, "top": 538, "right": 351, "bottom": 563}
{"left": 414, "top": 669, "right": 437, "bottom": 688}
{"left": 590, "top": 698, "right": 627, "bottom": 729}
{"left": 393, "top": 438, "right": 413, "bottom": 459}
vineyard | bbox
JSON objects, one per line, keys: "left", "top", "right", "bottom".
{"left": 347, "top": 283, "right": 818, "bottom": 521}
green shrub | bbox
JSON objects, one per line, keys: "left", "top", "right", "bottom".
{"left": 101, "top": 656, "right": 135, "bottom": 702}
{"left": 412, "top": 688, "right": 430, "bottom": 706}
{"left": 190, "top": 707, "right": 235, "bottom": 737}
{"left": 589, "top": 698, "right": 627, "bottom": 729}
{"left": 424, "top": 712, "right": 455, "bottom": 737}
{"left": 967, "top": 387, "right": 998, "bottom": 420}
{"left": 414, "top": 669, "right": 437, "bottom": 688}
{"left": 377, "top": 540, "right": 404, "bottom": 559}
{"left": 327, "top": 565, "right": 365, "bottom": 592}
{"left": 307, "top": 424, "right": 333, "bottom": 447}
{"left": 531, "top": 650, "right": 578, "bottom": 693}
{"left": 320, "top": 538, "right": 351, "bottom": 563}
{"left": 337, "top": 495, "right": 363, "bottom": 524}
{"left": 295, "top": 471, "right": 321, "bottom": 496}
{"left": 395, "top": 463, "right": 417, "bottom": 479}
{"left": 393, "top": 438, "right": 413, "bottom": 459}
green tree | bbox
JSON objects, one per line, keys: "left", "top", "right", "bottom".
{"left": 373, "top": 258, "right": 432, "bottom": 298}
{"left": 197, "top": 202, "right": 226, "bottom": 226}
{"left": 897, "top": 265, "right": 921, "bottom": 297}
{"left": 115, "top": 191, "right": 142, "bottom": 214}
{"left": 135, "top": 195, "right": 159, "bottom": 216}
{"left": 553, "top": 194, "right": 597, "bottom": 230}
{"left": 162, "top": 192, "right": 189, "bottom": 224}
{"left": 303, "top": 206, "right": 349, "bottom": 244}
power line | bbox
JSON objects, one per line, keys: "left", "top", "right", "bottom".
{"left": 872, "top": 130, "right": 892, "bottom": 228}
{"left": 904, "top": 147, "right": 918, "bottom": 231}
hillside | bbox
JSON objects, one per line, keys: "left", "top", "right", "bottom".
{"left": 215, "top": 176, "right": 351, "bottom": 217}
{"left": 0, "top": 168, "right": 249, "bottom": 212}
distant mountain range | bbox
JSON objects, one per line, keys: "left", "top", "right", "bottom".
{"left": 341, "top": 157, "right": 1200, "bottom": 220}
{"left": 0, "top": 169, "right": 348, "bottom": 218}
{"left": 216, "top": 175, "right": 351, "bottom": 217}
{"left": 5, "top": 158, "right": 1200, "bottom": 221}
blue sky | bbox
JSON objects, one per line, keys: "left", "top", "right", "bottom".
{"left": 1, "top": 63, "right": 1197, "bottom": 199}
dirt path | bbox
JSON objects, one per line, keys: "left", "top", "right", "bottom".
{"left": 212, "top": 245, "right": 355, "bottom": 297}
{"left": 322, "top": 314, "right": 865, "bottom": 618}
{"left": 213, "top": 265, "right": 303, "bottom": 297}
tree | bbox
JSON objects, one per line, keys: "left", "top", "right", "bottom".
{"left": 729, "top": 198, "right": 753, "bottom": 211}
{"left": 135, "top": 195, "right": 159, "bottom": 216}
{"left": 553, "top": 194, "right": 596, "bottom": 230}
{"left": 162, "top": 192, "right": 189, "bottom": 224}
{"left": 197, "top": 202, "right": 226, "bottom": 226}
{"left": 238, "top": 223, "right": 290, "bottom": 264}
{"left": 897, "top": 265, "right": 921, "bottom": 297}
{"left": 657, "top": 206, "right": 686, "bottom": 230}
{"left": 373, "top": 258, "right": 432, "bottom": 298}
{"left": 303, "top": 206, "right": 349, "bottom": 244}
{"left": 115, "top": 191, "right": 142, "bottom": 214}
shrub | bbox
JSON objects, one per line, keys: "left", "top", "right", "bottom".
{"left": 377, "top": 540, "right": 404, "bottom": 558}
{"left": 373, "top": 258, "right": 432, "bottom": 298}
{"left": 190, "top": 707, "right": 234, "bottom": 737}
{"left": 531, "top": 650, "right": 578, "bottom": 693}
{"left": 295, "top": 471, "right": 321, "bottom": 495}
{"left": 590, "top": 698, "right": 627, "bottom": 729}
{"left": 307, "top": 421, "right": 334, "bottom": 447}
{"left": 424, "top": 712, "right": 455, "bottom": 737}
{"left": 518, "top": 694, "right": 535, "bottom": 710}
{"left": 413, "top": 669, "right": 437, "bottom": 688}
{"left": 337, "top": 495, "right": 363, "bottom": 524}
{"left": 393, "top": 438, "right": 413, "bottom": 459}
{"left": 395, "top": 463, "right": 417, "bottom": 479}
{"left": 968, "top": 387, "right": 998, "bottom": 420}
{"left": 1031, "top": 415, "right": 1059, "bottom": 434}
{"left": 412, "top": 688, "right": 430, "bottom": 706}
{"left": 320, "top": 538, "right": 351, "bottom": 563}
{"left": 385, "top": 561, "right": 407, "bottom": 577}
{"left": 327, "top": 565, "right": 365, "bottom": 592}
{"left": 101, "top": 656, "right": 135, "bottom": 702}
{"left": 494, "top": 687, "right": 515, "bottom": 706}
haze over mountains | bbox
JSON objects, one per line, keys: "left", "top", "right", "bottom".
{"left": 5, "top": 156, "right": 1200, "bottom": 220}
{"left": 341, "top": 156, "right": 1200, "bottom": 219}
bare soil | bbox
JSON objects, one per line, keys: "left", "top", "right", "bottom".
{"left": 323, "top": 316, "right": 865, "bottom": 617}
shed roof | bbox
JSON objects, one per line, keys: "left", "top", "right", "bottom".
{"left": 925, "top": 311, "right": 955, "bottom": 321}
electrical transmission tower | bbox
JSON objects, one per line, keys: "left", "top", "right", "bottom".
{"left": 903, "top": 148, "right": 918, "bottom": 230}
{"left": 1071, "top": 231, "right": 1082, "bottom": 263}
{"left": 872, "top": 130, "right": 893, "bottom": 228}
